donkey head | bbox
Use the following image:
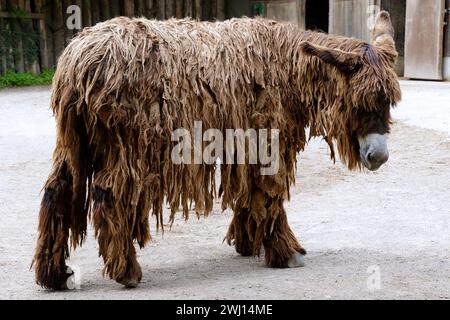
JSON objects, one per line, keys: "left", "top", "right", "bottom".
{"left": 300, "top": 11, "right": 401, "bottom": 171}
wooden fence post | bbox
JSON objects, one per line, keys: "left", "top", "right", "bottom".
{"left": 43, "top": 0, "right": 55, "bottom": 68}
{"left": 184, "top": 0, "right": 193, "bottom": 17}
{"left": 175, "top": 0, "right": 182, "bottom": 18}
{"left": 145, "top": 0, "right": 156, "bottom": 18}
{"left": 124, "top": 0, "right": 135, "bottom": 17}
{"left": 165, "top": 0, "right": 174, "bottom": 18}
{"left": 25, "top": 0, "right": 40, "bottom": 73}
{"left": 91, "top": 0, "right": 101, "bottom": 24}
{"left": 81, "top": 0, "right": 91, "bottom": 26}
{"left": 136, "top": 0, "right": 146, "bottom": 16}
{"left": 52, "top": 0, "right": 65, "bottom": 61}
{"left": 217, "top": 0, "right": 225, "bottom": 20}
{"left": 194, "top": 0, "right": 201, "bottom": 19}
{"left": 34, "top": 0, "right": 49, "bottom": 71}
{"left": 100, "top": 0, "right": 110, "bottom": 20}
{"left": 0, "top": 0, "right": 7, "bottom": 74}
{"left": 110, "top": 0, "right": 121, "bottom": 17}
{"left": 156, "top": 0, "right": 165, "bottom": 19}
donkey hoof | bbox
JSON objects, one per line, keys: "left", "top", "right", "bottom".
{"left": 287, "top": 252, "right": 306, "bottom": 268}
{"left": 60, "top": 267, "right": 76, "bottom": 290}
{"left": 117, "top": 278, "right": 140, "bottom": 288}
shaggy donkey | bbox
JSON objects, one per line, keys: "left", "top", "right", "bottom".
{"left": 33, "top": 11, "right": 401, "bottom": 289}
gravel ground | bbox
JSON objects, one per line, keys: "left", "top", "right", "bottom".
{"left": 0, "top": 81, "right": 449, "bottom": 300}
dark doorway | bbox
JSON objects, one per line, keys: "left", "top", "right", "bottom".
{"left": 305, "top": 0, "right": 329, "bottom": 32}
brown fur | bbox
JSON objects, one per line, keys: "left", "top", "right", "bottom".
{"left": 33, "top": 12, "right": 401, "bottom": 289}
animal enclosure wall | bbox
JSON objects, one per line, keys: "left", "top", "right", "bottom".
{"left": 0, "top": 0, "right": 226, "bottom": 75}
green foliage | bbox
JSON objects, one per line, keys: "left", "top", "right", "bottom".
{"left": 0, "top": 69, "right": 54, "bottom": 89}
{"left": 0, "top": 0, "right": 41, "bottom": 74}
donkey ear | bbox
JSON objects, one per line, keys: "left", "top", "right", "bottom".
{"left": 372, "top": 11, "right": 396, "bottom": 52}
{"left": 299, "top": 41, "right": 363, "bottom": 74}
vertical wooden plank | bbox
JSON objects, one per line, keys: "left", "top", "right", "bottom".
{"left": 145, "top": 0, "right": 156, "bottom": 17}
{"left": 175, "top": 0, "right": 182, "bottom": 18}
{"left": 194, "top": 0, "right": 201, "bottom": 20}
{"left": 329, "top": 0, "right": 375, "bottom": 42}
{"left": 43, "top": 0, "right": 55, "bottom": 68}
{"left": 110, "top": 0, "right": 121, "bottom": 17}
{"left": 12, "top": 0, "right": 25, "bottom": 73}
{"left": 52, "top": 0, "right": 65, "bottom": 61}
{"left": 100, "top": 0, "right": 110, "bottom": 20}
{"left": 34, "top": 0, "right": 48, "bottom": 70}
{"left": 298, "top": 0, "right": 306, "bottom": 30}
{"left": 124, "top": 0, "right": 135, "bottom": 17}
{"left": 165, "top": 0, "right": 174, "bottom": 18}
{"left": 25, "top": 0, "right": 40, "bottom": 73}
{"left": 136, "top": 0, "right": 146, "bottom": 16}
{"left": 156, "top": 0, "right": 165, "bottom": 19}
{"left": 202, "top": 0, "right": 210, "bottom": 20}
{"left": 0, "top": 0, "right": 7, "bottom": 74}
{"left": 82, "top": 0, "right": 92, "bottom": 26}
{"left": 91, "top": 0, "right": 101, "bottom": 24}
{"left": 216, "top": 0, "right": 225, "bottom": 21}
{"left": 184, "top": 0, "right": 193, "bottom": 17}
{"left": 210, "top": 0, "right": 217, "bottom": 20}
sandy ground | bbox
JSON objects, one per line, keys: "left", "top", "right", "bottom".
{"left": 0, "top": 81, "right": 449, "bottom": 300}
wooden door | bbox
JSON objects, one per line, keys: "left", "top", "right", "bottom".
{"left": 329, "top": 0, "right": 380, "bottom": 42}
{"left": 404, "top": 0, "right": 446, "bottom": 80}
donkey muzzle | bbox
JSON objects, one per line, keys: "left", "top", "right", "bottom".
{"left": 358, "top": 134, "right": 389, "bottom": 171}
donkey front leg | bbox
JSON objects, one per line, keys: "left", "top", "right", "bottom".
{"left": 262, "top": 197, "right": 306, "bottom": 268}
{"left": 226, "top": 205, "right": 255, "bottom": 257}
{"left": 92, "top": 187, "right": 142, "bottom": 288}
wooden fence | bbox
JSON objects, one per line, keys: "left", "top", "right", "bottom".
{"left": 0, "top": 0, "right": 226, "bottom": 75}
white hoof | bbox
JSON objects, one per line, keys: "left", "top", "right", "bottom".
{"left": 63, "top": 266, "right": 77, "bottom": 290}
{"left": 287, "top": 252, "right": 306, "bottom": 268}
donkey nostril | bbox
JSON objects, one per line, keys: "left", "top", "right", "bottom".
{"left": 366, "top": 151, "right": 389, "bottom": 165}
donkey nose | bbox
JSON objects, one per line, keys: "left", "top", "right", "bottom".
{"left": 367, "top": 150, "right": 389, "bottom": 168}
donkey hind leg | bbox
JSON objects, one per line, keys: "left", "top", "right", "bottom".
{"left": 263, "top": 198, "right": 306, "bottom": 268}
{"left": 33, "top": 162, "right": 73, "bottom": 290}
{"left": 226, "top": 206, "right": 254, "bottom": 257}
{"left": 93, "top": 187, "right": 142, "bottom": 288}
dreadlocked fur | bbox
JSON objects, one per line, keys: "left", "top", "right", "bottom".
{"left": 33, "top": 12, "right": 401, "bottom": 289}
